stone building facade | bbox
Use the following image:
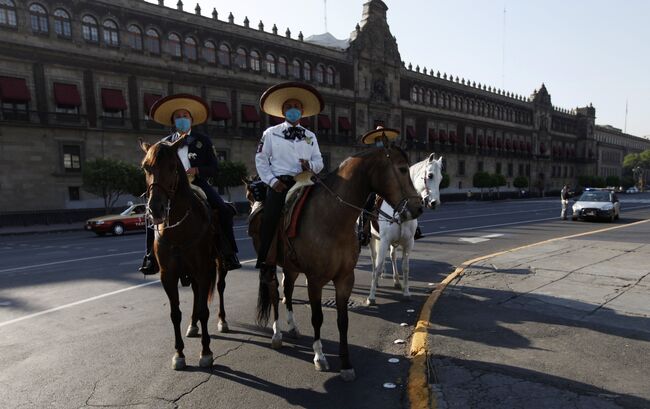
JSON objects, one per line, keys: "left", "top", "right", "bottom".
{"left": 1, "top": 0, "right": 648, "bottom": 213}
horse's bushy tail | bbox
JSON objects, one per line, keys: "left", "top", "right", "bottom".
{"left": 256, "top": 266, "right": 277, "bottom": 326}
{"left": 207, "top": 258, "right": 218, "bottom": 304}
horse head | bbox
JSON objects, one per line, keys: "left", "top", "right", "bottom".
{"left": 367, "top": 145, "right": 423, "bottom": 222}
{"left": 139, "top": 137, "right": 186, "bottom": 225}
{"left": 415, "top": 153, "right": 443, "bottom": 209}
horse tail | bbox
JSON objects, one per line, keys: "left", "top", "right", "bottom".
{"left": 256, "top": 267, "right": 276, "bottom": 327}
{"left": 207, "top": 257, "right": 218, "bottom": 304}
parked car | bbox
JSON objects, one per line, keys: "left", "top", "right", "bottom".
{"left": 572, "top": 190, "right": 620, "bottom": 222}
{"left": 625, "top": 186, "right": 639, "bottom": 194}
{"left": 85, "top": 203, "right": 147, "bottom": 236}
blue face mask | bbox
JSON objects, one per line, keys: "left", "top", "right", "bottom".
{"left": 174, "top": 117, "right": 191, "bottom": 132}
{"left": 374, "top": 140, "right": 384, "bottom": 148}
{"left": 284, "top": 108, "right": 302, "bottom": 123}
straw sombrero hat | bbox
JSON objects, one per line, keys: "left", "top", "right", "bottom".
{"left": 149, "top": 94, "right": 209, "bottom": 126}
{"left": 260, "top": 82, "right": 324, "bottom": 118}
{"left": 361, "top": 126, "right": 400, "bottom": 145}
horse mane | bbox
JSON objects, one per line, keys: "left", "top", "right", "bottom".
{"left": 142, "top": 141, "right": 191, "bottom": 194}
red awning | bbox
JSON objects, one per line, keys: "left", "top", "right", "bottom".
{"left": 53, "top": 83, "right": 81, "bottom": 108}
{"left": 318, "top": 114, "right": 331, "bottom": 130}
{"left": 439, "top": 130, "right": 447, "bottom": 142}
{"left": 300, "top": 116, "right": 312, "bottom": 128}
{"left": 144, "top": 93, "right": 162, "bottom": 113}
{"left": 338, "top": 116, "right": 351, "bottom": 131}
{"left": 211, "top": 101, "right": 231, "bottom": 120}
{"left": 0, "top": 77, "right": 31, "bottom": 103}
{"left": 466, "top": 134, "right": 475, "bottom": 145}
{"left": 101, "top": 88, "right": 127, "bottom": 111}
{"left": 428, "top": 129, "right": 438, "bottom": 141}
{"left": 449, "top": 131, "right": 456, "bottom": 144}
{"left": 406, "top": 126, "right": 415, "bottom": 139}
{"left": 269, "top": 115, "right": 284, "bottom": 125}
{"left": 241, "top": 104, "right": 260, "bottom": 123}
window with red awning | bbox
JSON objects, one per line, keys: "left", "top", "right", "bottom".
{"left": 300, "top": 116, "right": 312, "bottom": 128}
{"left": 53, "top": 83, "right": 81, "bottom": 108}
{"left": 101, "top": 88, "right": 127, "bottom": 112}
{"left": 0, "top": 77, "right": 31, "bottom": 103}
{"left": 318, "top": 114, "right": 331, "bottom": 130}
{"left": 143, "top": 93, "right": 162, "bottom": 114}
{"left": 241, "top": 104, "right": 260, "bottom": 122}
{"left": 211, "top": 101, "right": 231, "bottom": 120}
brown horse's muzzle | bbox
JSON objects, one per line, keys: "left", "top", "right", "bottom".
{"left": 401, "top": 198, "right": 423, "bottom": 221}
{"left": 147, "top": 196, "right": 166, "bottom": 225}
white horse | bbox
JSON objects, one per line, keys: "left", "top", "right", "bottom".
{"left": 366, "top": 153, "right": 443, "bottom": 305}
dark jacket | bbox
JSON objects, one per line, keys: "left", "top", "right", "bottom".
{"left": 163, "top": 130, "right": 218, "bottom": 184}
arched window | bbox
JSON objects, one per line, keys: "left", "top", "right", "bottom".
{"left": 0, "top": 0, "right": 17, "bottom": 27}
{"left": 53, "top": 9, "right": 71, "bottom": 37}
{"left": 417, "top": 88, "right": 424, "bottom": 103}
{"left": 203, "top": 41, "right": 216, "bottom": 63}
{"left": 265, "top": 53, "right": 276, "bottom": 74}
{"left": 29, "top": 3, "right": 48, "bottom": 33}
{"left": 249, "top": 50, "right": 261, "bottom": 71}
{"left": 278, "top": 56, "right": 288, "bottom": 76}
{"left": 103, "top": 19, "right": 119, "bottom": 47}
{"left": 145, "top": 28, "right": 160, "bottom": 54}
{"left": 291, "top": 59, "right": 301, "bottom": 79}
{"left": 167, "top": 33, "right": 181, "bottom": 57}
{"left": 410, "top": 87, "right": 418, "bottom": 102}
{"left": 218, "top": 44, "right": 230, "bottom": 66}
{"left": 425, "top": 89, "right": 432, "bottom": 105}
{"left": 234, "top": 47, "right": 247, "bottom": 69}
{"left": 183, "top": 36, "right": 197, "bottom": 60}
{"left": 82, "top": 15, "right": 99, "bottom": 43}
{"left": 315, "top": 64, "right": 324, "bottom": 84}
{"left": 127, "top": 25, "right": 142, "bottom": 50}
{"left": 326, "top": 66, "right": 335, "bottom": 86}
{"left": 303, "top": 62, "right": 311, "bottom": 81}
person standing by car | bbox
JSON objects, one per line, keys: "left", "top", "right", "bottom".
{"left": 561, "top": 183, "right": 570, "bottom": 220}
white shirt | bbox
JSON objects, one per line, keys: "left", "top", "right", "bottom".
{"left": 172, "top": 130, "right": 191, "bottom": 171}
{"left": 255, "top": 121, "right": 324, "bottom": 187}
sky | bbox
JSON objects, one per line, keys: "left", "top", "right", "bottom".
{"left": 148, "top": 0, "right": 650, "bottom": 137}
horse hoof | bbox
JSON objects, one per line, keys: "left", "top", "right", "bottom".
{"left": 314, "top": 357, "right": 330, "bottom": 372}
{"left": 340, "top": 368, "right": 356, "bottom": 382}
{"left": 172, "top": 355, "right": 186, "bottom": 370}
{"left": 282, "top": 297, "right": 287, "bottom": 304}
{"left": 186, "top": 325, "right": 199, "bottom": 337}
{"left": 286, "top": 328, "right": 301, "bottom": 339}
{"left": 380, "top": 274, "right": 389, "bottom": 280}
{"left": 199, "top": 353, "right": 214, "bottom": 368}
{"left": 394, "top": 283, "right": 402, "bottom": 290}
{"left": 218, "top": 321, "right": 229, "bottom": 333}
{"left": 365, "top": 298, "right": 376, "bottom": 306}
{"left": 271, "top": 335, "right": 283, "bottom": 350}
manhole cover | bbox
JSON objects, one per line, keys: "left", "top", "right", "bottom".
{"left": 321, "top": 297, "right": 365, "bottom": 310}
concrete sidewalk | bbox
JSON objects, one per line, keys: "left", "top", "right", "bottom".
{"left": 0, "top": 222, "right": 83, "bottom": 236}
{"left": 428, "top": 220, "right": 650, "bottom": 409}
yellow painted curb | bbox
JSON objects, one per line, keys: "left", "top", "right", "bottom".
{"left": 407, "top": 218, "right": 650, "bottom": 408}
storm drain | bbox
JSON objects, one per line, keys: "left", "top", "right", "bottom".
{"left": 321, "top": 297, "right": 365, "bottom": 310}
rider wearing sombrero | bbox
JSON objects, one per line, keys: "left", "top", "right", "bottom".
{"left": 139, "top": 94, "right": 241, "bottom": 274}
{"left": 357, "top": 126, "right": 424, "bottom": 245}
{"left": 255, "top": 82, "right": 324, "bottom": 274}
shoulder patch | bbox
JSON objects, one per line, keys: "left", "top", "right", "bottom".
{"left": 256, "top": 135, "right": 265, "bottom": 153}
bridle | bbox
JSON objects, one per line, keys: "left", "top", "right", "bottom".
{"left": 144, "top": 161, "right": 190, "bottom": 232}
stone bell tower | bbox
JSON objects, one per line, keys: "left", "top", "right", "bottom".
{"left": 348, "top": 0, "right": 403, "bottom": 134}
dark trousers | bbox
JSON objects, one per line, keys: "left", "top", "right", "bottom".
{"left": 143, "top": 180, "right": 237, "bottom": 261}
{"left": 256, "top": 177, "right": 295, "bottom": 269}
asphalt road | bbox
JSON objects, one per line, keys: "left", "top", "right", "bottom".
{"left": 1, "top": 194, "right": 649, "bottom": 409}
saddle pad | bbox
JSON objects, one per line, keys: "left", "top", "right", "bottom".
{"left": 190, "top": 183, "right": 208, "bottom": 202}
{"left": 284, "top": 185, "right": 313, "bottom": 239}
{"left": 285, "top": 171, "right": 315, "bottom": 204}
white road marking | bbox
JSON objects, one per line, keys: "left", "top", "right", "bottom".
{"left": 483, "top": 234, "right": 504, "bottom": 238}
{"left": 0, "top": 258, "right": 258, "bottom": 328}
{"left": 0, "top": 251, "right": 142, "bottom": 274}
{"left": 459, "top": 237, "right": 490, "bottom": 244}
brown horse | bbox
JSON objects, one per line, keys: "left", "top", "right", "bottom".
{"left": 139, "top": 138, "right": 229, "bottom": 370}
{"left": 247, "top": 145, "right": 423, "bottom": 381}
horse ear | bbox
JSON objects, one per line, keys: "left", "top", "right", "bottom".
{"left": 428, "top": 153, "right": 436, "bottom": 162}
{"left": 437, "top": 156, "right": 444, "bottom": 165}
{"left": 138, "top": 138, "right": 151, "bottom": 153}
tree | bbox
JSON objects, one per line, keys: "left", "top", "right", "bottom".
{"left": 513, "top": 176, "right": 529, "bottom": 190}
{"left": 213, "top": 161, "right": 248, "bottom": 200}
{"left": 83, "top": 158, "right": 142, "bottom": 213}
{"left": 605, "top": 175, "right": 620, "bottom": 188}
{"left": 490, "top": 173, "right": 507, "bottom": 199}
{"left": 440, "top": 171, "right": 450, "bottom": 189}
{"left": 472, "top": 171, "right": 491, "bottom": 199}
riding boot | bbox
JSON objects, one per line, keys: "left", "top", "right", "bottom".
{"left": 139, "top": 226, "right": 159, "bottom": 275}
{"left": 414, "top": 226, "right": 424, "bottom": 240}
{"left": 216, "top": 227, "right": 241, "bottom": 271}
{"left": 358, "top": 213, "right": 371, "bottom": 246}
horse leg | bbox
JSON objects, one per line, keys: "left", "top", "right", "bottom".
{"left": 186, "top": 281, "right": 200, "bottom": 337}
{"left": 162, "top": 277, "right": 185, "bottom": 370}
{"left": 334, "top": 274, "right": 355, "bottom": 382}
{"left": 216, "top": 263, "right": 229, "bottom": 333}
{"left": 309, "top": 281, "right": 329, "bottom": 371}
{"left": 390, "top": 245, "right": 401, "bottom": 290}
{"left": 367, "top": 239, "right": 389, "bottom": 306}
{"left": 401, "top": 238, "right": 414, "bottom": 299}
{"left": 197, "top": 274, "right": 213, "bottom": 368}
{"left": 369, "top": 237, "right": 380, "bottom": 288}
{"left": 283, "top": 270, "right": 300, "bottom": 339}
